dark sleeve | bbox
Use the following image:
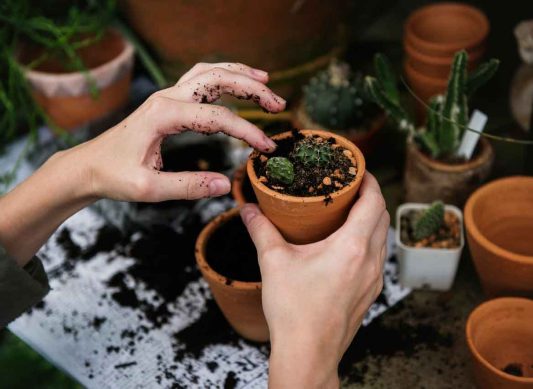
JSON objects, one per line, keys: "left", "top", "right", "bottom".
{"left": 0, "top": 245, "right": 50, "bottom": 328}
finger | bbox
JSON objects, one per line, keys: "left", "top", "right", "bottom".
{"left": 143, "top": 170, "right": 231, "bottom": 202}
{"left": 160, "top": 68, "right": 286, "bottom": 113}
{"left": 177, "top": 62, "right": 269, "bottom": 85}
{"left": 143, "top": 97, "right": 277, "bottom": 153}
{"left": 240, "top": 204, "right": 286, "bottom": 258}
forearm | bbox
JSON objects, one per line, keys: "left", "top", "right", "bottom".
{"left": 0, "top": 150, "right": 95, "bottom": 266}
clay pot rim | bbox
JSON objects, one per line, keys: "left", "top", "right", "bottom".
{"left": 246, "top": 129, "right": 365, "bottom": 203}
{"left": 466, "top": 297, "right": 533, "bottom": 383}
{"left": 21, "top": 28, "right": 134, "bottom": 82}
{"left": 464, "top": 176, "right": 533, "bottom": 264}
{"left": 404, "top": 40, "right": 484, "bottom": 66}
{"left": 395, "top": 202, "right": 464, "bottom": 253}
{"left": 404, "top": 2, "right": 489, "bottom": 55}
{"left": 404, "top": 60, "right": 449, "bottom": 88}
{"left": 408, "top": 137, "right": 493, "bottom": 173}
{"left": 195, "top": 207, "right": 262, "bottom": 290}
{"left": 292, "top": 101, "right": 387, "bottom": 142}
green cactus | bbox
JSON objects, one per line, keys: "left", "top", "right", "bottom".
{"left": 266, "top": 157, "right": 294, "bottom": 185}
{"left": 413, "top": 201, "right": 445, "bottom": 241}
{"left": 365, "top": 51, "right": 499, "bottom": 159}
{"left": 303, "top": 60, "right": 372, "bottom": 130}
{"left": 292, "top": 138, "right": 334, "bottom": 167}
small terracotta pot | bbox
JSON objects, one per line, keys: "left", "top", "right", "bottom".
{"left": 404, "top": 137, "right": 494, "bottom": 206}
{"left": 195, "top": 207, "right": 268, "bottom": 342}
{"left": 292, "top": 102, "right": 386, "bottom": 156}
{"left": 20, "top": 29, "right": 134, "bottom": 130}
{"left": 247, "top": 129, "right": 365, "bottom": 244}
{"left": 466, "top": 297, "right": 533, "bottom": 388}
{"left": 464, "top": 177, "right": 533, "bottom": 297}
{"left": 404, "top": 3, "right": 489, "bottom": 58}
{"left": 232, "top": 164, "right": 257, "bottom": 206}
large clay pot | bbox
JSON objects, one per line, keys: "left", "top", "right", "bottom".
{"left": 466, "top": 297, "right": 533, "bottom": 388}
{"left": 247, "top": 129, "right": 365, "bottom": 244}
{"left": 20, "top": 29, "right": 134, "bottom": 130}
{"left": 464, "top": 177, "right": 533, "bottom": 297}
{"left": 195, "top": 207, "right": 268, "bottom": 342}
{"left": 404, "top": 138, "right": 494, "bottom": 206}
{"left": 292, "top": 102, "right": 386, "bottom": 156}
{"left": 121, "top": 0, "right": 345, "bottom": 98}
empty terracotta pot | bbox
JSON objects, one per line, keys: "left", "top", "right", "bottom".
{"left": 466, "top": 297, "right": 533, "bottom": 388}
{"left": 20, "top": 29, "right": 134, "bottom": 130}
{"left": 404, "top": 3, "right": 489, "bottom": 58}
{"left": 464, "top": 177, "right": 533, "bottom": 297}
{"left": 195, "top": 207, "right": 268, "bottom": 342}
{"left": 247, "top": 129, "right": 365, "bottom": 244}
{"left": 404, "top": 137, "right": 494, "bottom": 206}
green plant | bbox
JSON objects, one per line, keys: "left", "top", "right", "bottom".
{"left": 292, "top": 138, "right": 334, "bottom": 167}
{"left": 413, "top": 201, "right": 445, "bottom": 240}
{"left": 266, "top": 157, "right": 295, "bottom": 185}
{"left": 365, "top": 51, "right": 499, "bottom": 159}
{"left": 303, "top": 60, "right": 375, "bottom": 130}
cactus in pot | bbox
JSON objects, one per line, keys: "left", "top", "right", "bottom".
{"left": 292, "top": 137, "right": 334, "bottom": 167}
{"left": 365, "top": 51, "right": 499, "bottom": 159}
{"left": 412, "top": 200, "right": 445, "bottom": 240}
{"left": 266, "top": 157, "right": 295, "bottom": 185}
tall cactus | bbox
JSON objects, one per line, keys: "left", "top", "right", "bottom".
{"left": 413, "top": 201, "right": 445, "bottom": 241}
{"left": 365, "top": 51, "right": 499, "bottom": 159}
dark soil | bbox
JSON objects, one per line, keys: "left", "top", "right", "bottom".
{"left": 502, "top": 363, "right": 524, "bottom": 377}
{"left": 205, "top": 216, "right": 260, "bottom": 283}
{"left": 400, "top": 210, "right": 461, "bottom": 249}
{"left": 253, "top": 130, "right": 356, "bottom": 197}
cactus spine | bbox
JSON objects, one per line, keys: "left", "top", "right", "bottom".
{"left": 292, "top": 138, "right": 334, "bottom": 167}
{"left": 413, "top": 201, "right": 445, "bottom": 241}
{"left": 266, "top": 157, "right": 294, "bottom": 185}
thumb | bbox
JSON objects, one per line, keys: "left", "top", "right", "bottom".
{"left": 240, "top": 204, "right": 286, "bottom": 257}
{"left": 152, "top": 171, "right": 230, "bottom": 201}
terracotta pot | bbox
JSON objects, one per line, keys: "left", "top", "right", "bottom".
{"left": 20, "top": 29, "right": 134, "bottom": 130}
{"left": 466, "top": 297, "right": 533, "bottom": 388}
{"left": 247, "top": 129, "right": 365, "bottom": 244}
{"left": 232, "top": 164, "right": 257, "bottom": 206}
{"left": 464, "top": 177, "right": 533, "bottom": 297}
{"left": 292, "top": 101, "right": 386, "bottom": 156}
{"left": 404, "top": 3, "right": 489, "bottom": 58}
{"left": 195, "top": 207, "right": 268, "bottom": 342}
{"left": 404, "top": 137, "right": 494, "bottom": 206}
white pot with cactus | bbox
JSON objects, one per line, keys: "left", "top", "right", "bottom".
{"left": 396, "top": 201, "right": 464, "bottom": 291}
{"left": 365, "top": 51, "right": 499, "bottom": 206}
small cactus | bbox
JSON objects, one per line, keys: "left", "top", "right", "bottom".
{"left": 413, "top": 201, "right": 445, "bottom": 241}
{"left": 303, "top": 60, "right": 371, "bottom": 130}
{"left": 292, "top": 138, "right": 334, "bottom": 167}
{"left": 266, "top": 157, "right": 294, "bottom": 185}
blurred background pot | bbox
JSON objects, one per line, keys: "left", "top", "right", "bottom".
{"left": 404, "top": 138, "right": 494, "bottom": 206}
{"left": 20, "top": 29, "right": 134, "bottom": 131}
{"left": 466, "top": 297, "right": 533, "bottom": 388}
{"left": 464, "top": 176, "right": 533, "bottom": 297}
{"left": 195, "top": 208, "right": 268, "bottom": 342}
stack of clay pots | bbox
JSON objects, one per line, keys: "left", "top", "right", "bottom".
{"left": 403, "top": 3, "right": 489, "bottom": 121}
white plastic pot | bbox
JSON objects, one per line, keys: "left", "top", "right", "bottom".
{"left": 396, "top": 203, "right": 464, "bottom": 291}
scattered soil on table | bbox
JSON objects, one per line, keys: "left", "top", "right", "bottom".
{"left": 253, "top": 130, "right": 356, "bottom": 197}
{"left": 205, "top": 217, "right": 260, "bottom": 283}
{"left": 502, "top": 363, "right": 524, "bottom": 377}
{"left": 400, "top": 210, "right": 461, "bottom": 249}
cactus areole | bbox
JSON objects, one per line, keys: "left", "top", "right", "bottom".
{"left": 252, "top": 130, "right": 358, "bottom": 197}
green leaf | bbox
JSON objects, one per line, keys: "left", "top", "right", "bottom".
{"left": 373, "top": 53, "right": 400, "bottom": 105}
{"left": 466, "top": 58, "right": 499, "bottom": 97}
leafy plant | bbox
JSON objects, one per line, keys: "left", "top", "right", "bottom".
{"left": 303, "top": 60, "right": 376, "bottom": 130}
{"left": 292, "top": 138, "right": 334, "bottom": 167}
{"left": 413, "top": 201, "right": 445, "bottom": 240}
{"left": 266, "top": 157, "right": 295, "bottom": 185}
{"left": 365, "top": 51, "right": 499, "bottom": 159}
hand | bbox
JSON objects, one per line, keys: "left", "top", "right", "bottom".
{"left": 241, "top": 173, "right": 389, "bottom": 388}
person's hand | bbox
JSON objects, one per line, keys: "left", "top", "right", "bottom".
{"left": 60, "top": 62, "right": 286, "bottom": 203}
{"left": 241, "top": 173, "right": 389, "bottom": 388}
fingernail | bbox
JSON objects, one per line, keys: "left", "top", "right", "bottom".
{"left": 252, "top": 68, "right": 268, "bottom": 78}
{"left": 240, "top": 204, "right": 259, "bottom": 225}
{"left": 208, "top": 178, "right": 230, "bottom": 197}
{"left": 264, "top": 137, "right": 277, "bottom": 152}
{"left": 276, "top": 96, "right": 287, "bottom": 106}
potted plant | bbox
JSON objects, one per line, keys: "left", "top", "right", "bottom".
{"left": 293, "top": 60, "right": 386, "bottom": 155}
{"left": 246, "top": 129, "right": 365, "bottom": 244}
{"left": 464, "top": 176, "right": 533, "bottom": 297}
{"left": 396, "top": 201, "right": 464, "bottom": 291}
{"left": 195, "top": 207, "right": 268, "bottom": 342}
{"left": 466, "top": 297, "right": 533, "bottom": 388}
{"left": 365, "top": 51, "right": 499, "bottom": 206}
{"left": 1, "top": 0, "right": 134, "bottom": 131}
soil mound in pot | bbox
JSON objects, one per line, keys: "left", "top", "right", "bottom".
{"left": 205, "top": 217, "right": 260, "bottom": 283}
